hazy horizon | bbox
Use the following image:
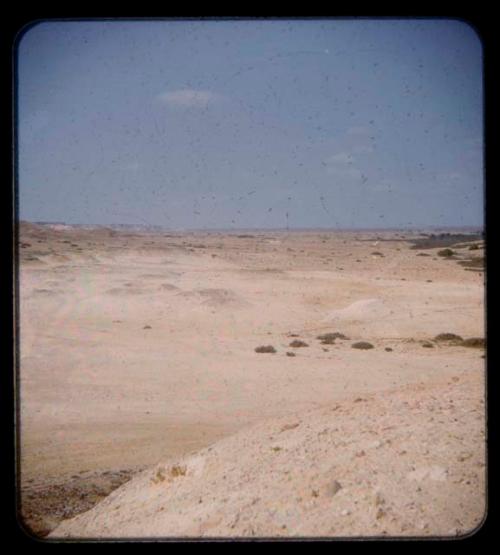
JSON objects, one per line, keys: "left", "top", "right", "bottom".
{"left": 20, "top": 218, "right": 483, "bottom": 234}
{"left": 17, "top": 18, "right": 484, "bottom": 230}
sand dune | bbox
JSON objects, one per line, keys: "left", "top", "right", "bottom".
{"left": 18, "top": 223, "right": 485, "bottom": 538}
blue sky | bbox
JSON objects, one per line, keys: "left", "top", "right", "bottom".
{"left": 17, "top": 19, "right": 484, "bottom": 229}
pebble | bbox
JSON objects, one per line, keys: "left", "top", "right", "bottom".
{"left": 367, "top": 440, "right": 383, "bottom": 449}
{"left": 326, "top": 480, "right": 342, "bottom": 497}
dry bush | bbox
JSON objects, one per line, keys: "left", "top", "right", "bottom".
{"left": 434, "top": 333, "right": 463, "bottom": 343}
{"left": 351, "top": 341, "right": 374, "bottom": 350}
{"left": 438, "top": 248, "right": 455, "bottom": 257}
{"left": 461, "top": 337, "right": 486, "bottom": 348}
{"left": 255, "top": 345, "right": 277, "bottom": 353}
{"left": 289, "top": 340, "right": 309, "bottom": 348}
{"left": 317, "top": 332, "right": 349, "bottom": 344}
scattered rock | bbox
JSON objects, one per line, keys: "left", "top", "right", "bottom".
{"left": 326, "top": 480, "right": 342, "bottom": 497}
{"left": 351, "top": 341, "right": 374, "bottom": 350}
{"left": 407, "top": 465, "right": 448, "bottom": 482}
{"left": 255, "top": 345, "right": 277, "bottom": 354}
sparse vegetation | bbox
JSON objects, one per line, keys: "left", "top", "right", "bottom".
{"left": 255, "top": 345, "right": 277, "bottom": 353}
{"left": 317, "top": 332, "right": 349, "bottom": 344}
{"left": 438, "top": 248, "right": 455, "bottom": 257}
{"left": 434, "top": 333, "right": 463, "bottom": 343}
{"left": 461, "top": 337, "right": 485, "bottom": 348}
{"left": 170, "top": 464, "right": 187, "bottom": 477}
{"left": 286, "top": 352, "right": 296, "bottom": 357}
{"left": 421, "top": 341, "right": 434, "bottom": 348}
{"left": 351, "top": 341, "right": 374, "bottom": 350}
{"left": 289, "top": 340, "right": 309, "bottom": 348}
{"left": 458, "top": 257, "right": 484, "bottom": 269}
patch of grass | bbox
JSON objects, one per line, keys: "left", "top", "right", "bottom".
{"left": 289, "top": 340, "right": 309, "bottom": 348}
{"left": 351, "top": 341, "right": 374, "bottom": 350}
{"left": 151, "top": 467, "right": 166, "bottom": 484}
{"left": 170, "top": 464, "right": 187, "bottom": 477}
{"left": 255, "top": 345, "right": 277, "bottom": 353}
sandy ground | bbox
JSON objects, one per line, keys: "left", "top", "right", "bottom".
{"left": 17, "top": 223, "right": 486, "bottom": 539}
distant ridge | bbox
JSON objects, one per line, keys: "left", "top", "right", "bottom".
{"left": 20, "top": 220, "right": 484, "bottom": 235}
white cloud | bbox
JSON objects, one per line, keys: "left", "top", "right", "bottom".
{"left": 325, "top": 152, "right": 355, "bottom": 165}
{"left": 323, "top": 151, "right": 363, "bottom": 181}
{"left": 157, "top": 89, "right": 219, "bottom": 108}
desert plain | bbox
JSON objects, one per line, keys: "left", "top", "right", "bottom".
{"left": 17, "top": 222, "right": 486, "bottom": 539}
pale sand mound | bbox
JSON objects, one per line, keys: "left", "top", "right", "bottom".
{"left": 326, "top": 298, "right": 394, "bottom": 322}
{"left": 177, "top": 288, "right": 251, "bottom": 309}
{"left": 50, "top": 373, "right": 485, "bottom": 539}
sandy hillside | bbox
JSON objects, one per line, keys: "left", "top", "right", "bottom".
{"left": 17, "top": 223, "right": 486, "bottom": 538}
{"left": 50, "top": 372, "right": 485, "bottom": 538}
